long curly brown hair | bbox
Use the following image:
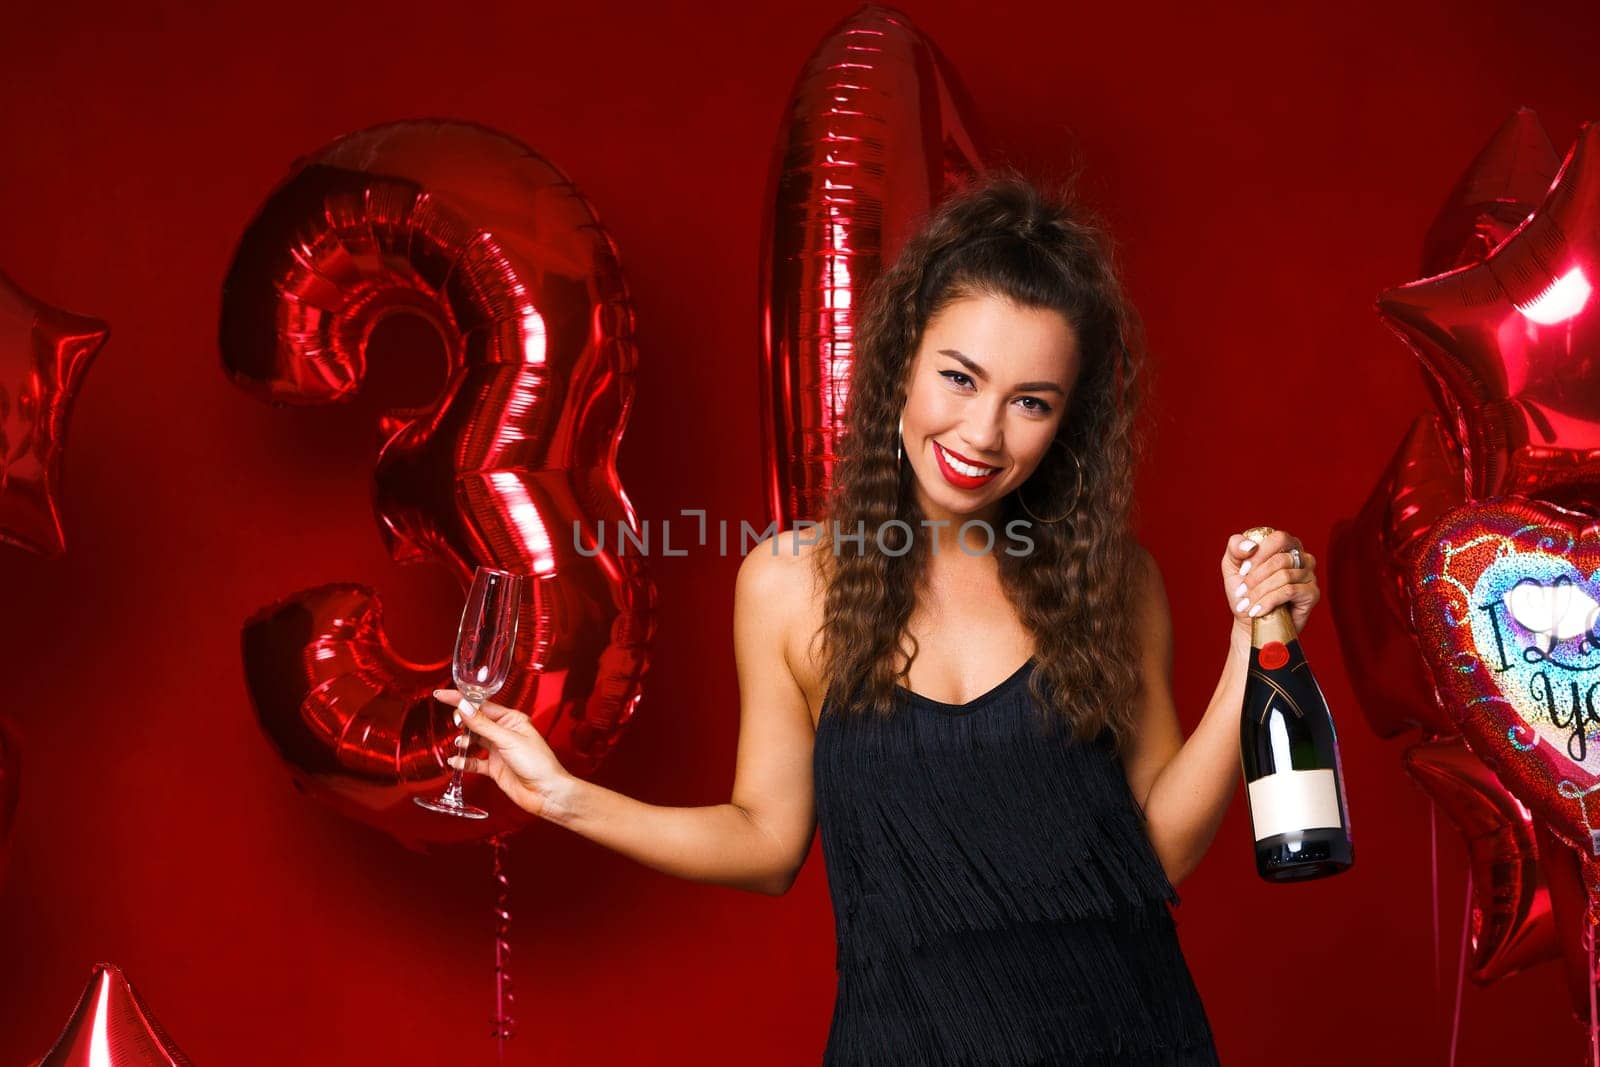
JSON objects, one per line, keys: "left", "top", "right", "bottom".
{"left": 808, "top": 168, "right": 1152, "bottom": 750}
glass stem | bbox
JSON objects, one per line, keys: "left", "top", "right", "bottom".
{"left": 445, "top": 693, "right": 482, "bottom": 800}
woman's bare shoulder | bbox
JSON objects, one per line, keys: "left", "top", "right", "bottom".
{"left": 737, "top": 529, "right": 830, "bottom": 600}
{"left": 735, "top": 531, "right": 830, "bottom": 709}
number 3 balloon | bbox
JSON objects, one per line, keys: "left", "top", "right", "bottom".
{"left": 222, "top": 119, "right": 656, "bottom": 849}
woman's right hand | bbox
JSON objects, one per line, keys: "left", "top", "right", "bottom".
{"left": 433, "top": 688, "right": 575, "bottom": 820}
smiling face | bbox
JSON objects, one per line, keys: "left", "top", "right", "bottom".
{"left": 899, "top": 291, "right": 1081, "bottom": 532}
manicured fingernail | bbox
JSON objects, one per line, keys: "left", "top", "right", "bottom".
{"left": 452, "top": 711, "right": 462, "bottom": 727}
{"left": 1234, "top": 581, "right": 1247, "bottom": 598}
{"left": 447, "top": 756, "right": 462, "bottom": 768}
{"left": 1240, "top": 539, "right": 1256, "bottom": 551}
{"left": 1235, "top": 597, "right": 1249, "bottom": 612}
{"left": 1249, "top": 603, "right": 1263, "bottom": 617}
{"left": 1240, "top": 560, "right": 1252, "bottom": 576}
{"left": 433, "top": 689, "right": 446, "bottom": 698}
{"left": 459, "top": 701, "right": 475, "bottom": 717}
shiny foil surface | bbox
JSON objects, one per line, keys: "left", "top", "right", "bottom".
{"left": 0, "top": 269, "right": 108, "bottom": 558}
{"left": 758, "top": 3, "right": 982, "bottom": 527}
{"left": 221, "top": 120, "right": 657, "bottom": 848}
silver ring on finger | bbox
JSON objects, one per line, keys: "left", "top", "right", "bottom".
{"left": 1290, "top": 547, "right": 1302, "bottom": 569}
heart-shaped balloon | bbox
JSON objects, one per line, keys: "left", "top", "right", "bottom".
{"left": 1410, "top": 498, "right": 1600, "bottom": 887}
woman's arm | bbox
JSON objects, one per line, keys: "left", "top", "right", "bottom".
{"left": 443, "top": 533, "right": 821, "bottom": 896}
{"left": 543, "top": 782, "right": 799, "bottom": 896}
{"left": 1120, "top": 531, "right": 1320, "bottom": 887}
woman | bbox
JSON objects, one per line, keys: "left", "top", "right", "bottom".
{"left": 435, "top": 172, "right": 1320, "bottom": 1064}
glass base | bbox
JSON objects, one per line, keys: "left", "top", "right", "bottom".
{"left": 413, "top": 793, "right": 490, "bottom": 819}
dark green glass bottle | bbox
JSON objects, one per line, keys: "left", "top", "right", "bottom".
{"left": 1238, "top": 525, "right": 1354, "bottom": 882}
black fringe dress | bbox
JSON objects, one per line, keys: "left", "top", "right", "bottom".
{"left": 812, "top": 656, "right": 1219, "bottom": 1065}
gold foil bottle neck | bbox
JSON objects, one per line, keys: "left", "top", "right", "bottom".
{"left": 1241, "top": 524, "right": 1299, "bottom": 643}
{"left": 1253, "top": 604, "right": 1298, "bottom": 643}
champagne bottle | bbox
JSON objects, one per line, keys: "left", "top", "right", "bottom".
{"left": 1238, "top": 525, "right": 1353, "bottom": 882}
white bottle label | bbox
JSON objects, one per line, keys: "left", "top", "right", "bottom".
{"left": 1247, "top": 768, "right": 1342, "bottom": 841}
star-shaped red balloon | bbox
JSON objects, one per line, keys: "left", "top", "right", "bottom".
{"left": 1401, "top": 736, "right": 1556, "bottom": 982}
{"left": 30, "top": 963, "right": 192, "bottom": 1066}
{"left": 0, "top": 268, "right": 108, "bottom": 557}
{"left": 1419, "top": 105, "right": 1559, "bottom": 279}
{"left": 1379, "top": 121, "right": 1600, "bottom": 513}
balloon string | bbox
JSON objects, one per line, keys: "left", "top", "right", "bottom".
{"left": 491, "top": 833, "right": 516, "bottom": 1061}
{"left": 1449, "top": 865, "right": 1471, "bottom": 1067}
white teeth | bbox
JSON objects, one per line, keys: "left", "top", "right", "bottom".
{"left": 937, "top": 442, "right": 997, "bottom": 478}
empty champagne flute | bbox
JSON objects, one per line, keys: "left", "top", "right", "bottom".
{"left": 415, "top": 565, "right": 525, "bottom": 818}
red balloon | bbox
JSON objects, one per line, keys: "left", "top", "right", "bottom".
{"left": 1420, "top": 107, "right": 1560, "bottom": 279}
{"left": 30, "top": 963, "right": 192, "bottom": 1066}
{"left": 1336, "top": 111, "right": 1561, "bottom": 739}
{"left": 0, "top": 269, "right": 107, "bottom": 558}
{"left": 1402, "top": 736, "right": 1557, "bottom": 980}
{"left": 1380, "top": 122, "right": 1600, "bottom": 513}
{"left": 1415, "top": 107, "right": 1560, "bottom": 455}
{"left": 1408, "top": 497, "right": 1600, "bottom": 920}
{"left": 1329, "top": 413, "right": 1464, "bottom": 738}
{"left": 1534, "top": 818, "right": 1600, "bottom": 1024}
{"left": 1332, "top": 110, "right": 1586, "bottom": 1002}
{"left": 759, "top": 2, "right": 983, "bottom": 526}
{"left": 222, "top": 120, "right": 656, "bottom": 848}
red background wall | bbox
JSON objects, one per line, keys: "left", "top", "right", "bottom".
{"left": 2, "top": 1, "right": 1596, "bottom": 1063}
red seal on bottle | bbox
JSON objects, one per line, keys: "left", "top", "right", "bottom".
{"left": 1258, "top": 641, "right": 1289, "bottom": 670}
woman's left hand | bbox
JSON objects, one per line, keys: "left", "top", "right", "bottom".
{"left": 1221, "top": 528, "right": 1320, "bottom": 638}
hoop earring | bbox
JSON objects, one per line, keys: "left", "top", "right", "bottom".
{"left": 1017, "top": 447, "right": 1084, "bottom": 525}
{"left": 895, "top": 412, "right": 904, "bottom": 466}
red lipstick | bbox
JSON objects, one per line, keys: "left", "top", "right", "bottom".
{"left": 932, "top": 440, "right": 1000, "bottom": 489}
